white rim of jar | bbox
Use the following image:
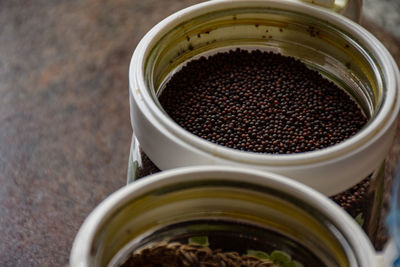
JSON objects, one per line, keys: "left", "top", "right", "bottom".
{"left": 70, "top": 166, "right": 378, "bottom": 266}
{"left": 130, "top": 1, "right": 399, "bottom": 170}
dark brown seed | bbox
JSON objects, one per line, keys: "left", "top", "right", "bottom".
{"left": 331, "top": 175, "right": 372, "bottom": 218}
{"left": 159, "top": 49, "right": 367, "bottom": 154}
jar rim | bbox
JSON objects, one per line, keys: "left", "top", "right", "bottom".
{"left": 70, "top": 166, "right": 378, "bottom": 266}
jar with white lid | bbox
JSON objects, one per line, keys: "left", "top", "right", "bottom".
{"left": 70, "top": 166, "right": 399, "bottom": 266}
{"left": 128, "top": 0, "right": 400, "bottom": 248}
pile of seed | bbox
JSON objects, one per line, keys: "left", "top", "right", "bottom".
{"left": 159, "top": 49, "right": 367, "bottom": 154}
{"left": 331, "top": 176, "right": 372, "bottom": 218}
{"left": 136, "top": 149, "right": 161, "bottom": 179}
{"left": 120, "top": 242, "right": 277, "bottom": 267}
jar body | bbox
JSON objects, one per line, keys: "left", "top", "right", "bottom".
{"left": 128, "top": 135, "right": 388, "bottom": 249}
{"left": 127, "top": 136, "right": 160, "bottom": 184}
{"left": 128, "top": 0, "right": 400, "bottom": 250}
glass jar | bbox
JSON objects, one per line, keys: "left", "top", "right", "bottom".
{"left": 128, "top": 0, "right": 400, "bottom": 248}
{"left": 71, "top": 166, "right": 380, "bottom": 267}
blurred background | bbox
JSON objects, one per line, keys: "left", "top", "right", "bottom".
{"left": 0, "top": 0, "right": 398, "bottom": 266}
{"left": 364, "top": 0, "right": 400, "bottom": 39}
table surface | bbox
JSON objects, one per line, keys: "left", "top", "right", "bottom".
{"left": 1, "top": 1, "right": 399, "bottom": 266}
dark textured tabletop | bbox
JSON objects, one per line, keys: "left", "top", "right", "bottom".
{"left": 0, "top": 0, "right": 399, "bottom": 266}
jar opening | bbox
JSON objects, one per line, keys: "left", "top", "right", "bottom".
{"left": 89, "top": 176, "right": 365, "bottom": 266}
{"left": 142, "top": 4, "right": 384, "bottom": 158}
